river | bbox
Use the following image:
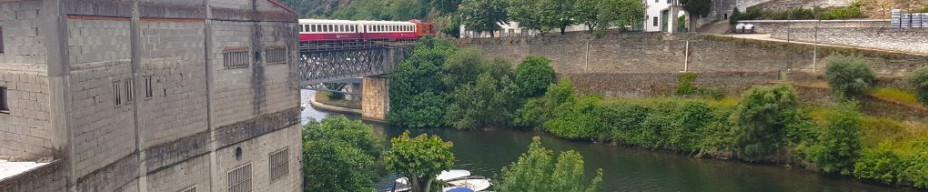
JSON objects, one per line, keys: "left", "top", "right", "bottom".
{"left": 301, "top": 90, "right": 912, "bottom": 192}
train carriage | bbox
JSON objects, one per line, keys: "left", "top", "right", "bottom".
{"left": 298, "top": 19, "right": 435, "bottom": 43}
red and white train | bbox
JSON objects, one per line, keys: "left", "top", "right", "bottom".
{"left": 298, "top": 19, "right": 436, "bottom": 43}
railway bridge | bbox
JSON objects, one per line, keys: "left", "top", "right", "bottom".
{"left": 298, "top": 41, "right": 416, "bottom": 120}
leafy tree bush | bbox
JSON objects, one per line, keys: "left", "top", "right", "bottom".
{"left": 514, "top": 80, "right": 576, "bottom": 128}
{"left": 853, "top": 145, "right": 902, "bottom": 184}
{"left": 302, "top": 116, "right": 384, "bottom": 192}
{"left": 806, "top": 104, "right": 862, "bottom": 175}
{"left": 906, "top": 67, "right": 928, "bottom": 105}
{"left": 824, "top": 54, "right": 875, "bottom": 99}
{"left": 388, "top": 37, "right": 456, "bottom": 128}
{"left": 446, "top": 72, "right": 520, "bottom": 129}
{"left": 544, "top": 95, "right": 604, "bottom": 140}
{"left": 731, "top": 84, "right": 803, "bottom": 161}
{"left": 676, "top": 73, "right": 698, "bottom": 95}
{"left": 459, "top": 0, "right": 509, "bottom": 37}
{"left": 901, "top": 153, "right": 928, "bottom": 188}
{"left": 515, "top": 56, "right": 556, "bottom": 97}
{"left": 385, "top": 131, "right": 455, "bottom": 192}
{"left": 442, "top": 50, "right": 489, "bottom": 88}
{"left": 496, "top": 137, "right": 603, "bottom": 192}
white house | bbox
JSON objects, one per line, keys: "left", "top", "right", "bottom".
{"left": 644, "top": 0, "right": 685, "bottom": 32}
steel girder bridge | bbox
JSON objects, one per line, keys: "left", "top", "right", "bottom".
{"left": 298, "top": 41, "right": 416, "bottom": 94}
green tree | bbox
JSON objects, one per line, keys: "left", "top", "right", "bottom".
{"left": 442, "top": 50, "right": 488, "bottom": 88}
{"left": 388, "top": 37, "right": 456, "bottom": 128}
{"left": 385, "top": 131, "right": 455, "bottom": 192}
{"left": 680, "top": 0, "right": 711, "bottom": 30}
{"left": 541, "top": 0, "right": 576, "bottom": 35}
{"left": 824, "top": 54, "right": 875, "bottom": 99}
{"left": 731, "top": 84, "right": 803, "bottom": 161}
{"left": 302, "top": 116, "right": 385, "bottom": 192}
{"left": 906, "top": 67, "right": 928, "bottom": 105}
{"left": 508, "top": 0, "right": 547, "bottom": 33}
{"left": 496, "top": 137, "right": 603, "bottom": 192}
{"left": 807, "top": 104, "right": 862, "bottom": 175}
{"left": 446, "top": 72, "right": 520, "bottom": 129}
{"left": 515, "top": 80, "right": 576, "bottom": 128}
{"left": 515, "top": 56, "right": 556, "bottom": 97}
{"left": 459, "top": 0, "right": 509, "bottom": 37}
{"left": 853, "top": 144, "right": 902, "bottom": 184}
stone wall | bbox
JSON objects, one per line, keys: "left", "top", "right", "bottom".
{"left": 739, "top": 19, "right": 890, "bottom": 34}
{"left": 0, "top": 160, "right": 66, "bottom": 192}
{"left": 362, "top": 75, "right": 389, "bottom": 121}
{"left": 770, "top": 27, "right": 928, "bottom": 55}
{"left": 0, "top": 0, "right": 53, "bottom": 162}
{"left": 456, "top": 32, "right": 928, "bottom": 97}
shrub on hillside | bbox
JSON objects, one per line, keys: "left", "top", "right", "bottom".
{"left": 544, "top": 95, "right": 604, "bottom": 140}
{"left": 515, "top": 56, "right": 557, "bottom": 97}
{"left": 824, "top": 55, "right": 875, "bottom": 99}
{"left": 901, "top": 153, "right": 928, "bottom": 188}
{"left": 676, "top": 73, "right": 725, "bottom": 100}
{"left": 515, "top": 80, "right": 577, "bottom": 128}
{"left": 731, "top": 84, "right": 803, "bottom": 161}
{"left": 806, "top": 104, "right": 862, "bottom": 175}
{"left": 853, "top": 145, "right": 902, "bottom": 184}
{"left": 906, "top": 67, "right": 928, "bottom": 105}
{"left": 445, "top": 72, "right": 520, "bottom": 129}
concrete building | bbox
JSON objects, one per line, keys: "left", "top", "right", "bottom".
{"left": 644, "top": 0, "right": 686, "bottom": 32}
{"left": 0, "top": 0, "right": 303, "bottom": 192}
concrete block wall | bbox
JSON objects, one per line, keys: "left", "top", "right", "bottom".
{"left": 0, "top": 0, "right": 53, "bottom": 162}
{"left": 146, "top": 155, "right": 212, "bottom": 192}
{"left": 211, "top": 123, "right": 302, "bottom": 192}
{"left": 137, "top": 20, "right": 208, "bottom": 149}
{"left": 65, "top": 17, "right": 137, "bottom": 179}
{"left": 211, "top": 21, "right": 258, "bottom": 128}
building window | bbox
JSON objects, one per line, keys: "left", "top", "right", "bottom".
{"left": 113, "top": 80, "right": 122, "bottom": 106}
{"left": 0, "top": 87, "right": 8, "bottom": 113}
{"left": 181, "top": 186, "right": 196, "bottom": 192}
{"left": 269, "top": 148, "right": 289, "bottom": 183}
{"left": 228, "top": 164, "right": 252, "bottom": 192}
{"left": 653, "top": 17, "right": 659, "bottom": 27}
{"left": 125, "top": 78, "right": 134, "bottom": 103}
{"left": 144, "top": 76, "right": 153, "bottom": 99}
{"left": 265, "top": 47, "right": 287, "bottom": 65}
{"left": 223, "top": 49, "right": 249, "bottom": 69}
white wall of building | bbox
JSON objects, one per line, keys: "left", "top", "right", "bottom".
{"left": 645, "top": 0, "right": 673, "bottom": 32}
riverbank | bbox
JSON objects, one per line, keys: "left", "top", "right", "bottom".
{"left": 309, "top": 91, "right": 362, "bottom": 115}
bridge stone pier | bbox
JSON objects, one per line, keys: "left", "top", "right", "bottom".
{"left": 299, "top": 42, "right": 414, "bottom": 121}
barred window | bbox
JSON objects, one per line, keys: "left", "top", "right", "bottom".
{"left": 180, "top": 186, "right": 196, "bottom": 192}
{"left": 228, "top": 164, "right": 252, "bottom": 192}
{"left": 144, "top": 76, "right": 153, "bottom": 99}
{"left": 265, "top": 47, "right": 287, "bottom": 64}
{"left": 269, "top": 148, "right": 289, "bottom": 182}
{"left": 125, "top": 78, "right": 134, "bottom": 103}
{"left": 223, "top": 49, "right": 249, "bottom": 69}
{"left": 113, "top": 80, "right": 122, "bottom": 106}
{"left": 0, "top": 27, "right": 4, "bottom": 54}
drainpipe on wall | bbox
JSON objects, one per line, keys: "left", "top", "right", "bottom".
{"left": 683, "top": 40, "right": 689, "bottom": 72}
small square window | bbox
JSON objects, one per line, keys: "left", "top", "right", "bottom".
{"left": 223, "top": 49, "right": 249, "bottom": 69}
{"left": 265, "top": 47, "right": 287, "bottom": 65}
{"left": 653, "top": 17, "right": 659, "bottom": 27}
{"left": 0, "top": 87, "right": 8, "bottom": 113}
{"left": 269, "top": 148, "right": 289, "bottom": 182}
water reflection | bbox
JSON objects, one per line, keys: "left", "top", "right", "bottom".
{"left": 300, "top": 90, "right": 912, "bottom": 192}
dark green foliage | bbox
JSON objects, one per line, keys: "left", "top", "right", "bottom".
{"left": 806, "top": 104, "right": 862, "bottom": 175}
{"left": 676, "top": 73, "right": 698, "bottom": 95}
{"left": 853, "top": 145, "right": 901, "bottom": 184}
{"left": 497, "top": 137, "right": 603, "bottom": 192}
{"left": 459, "top": 0, "right": 509, "bottom": 36}
{"left": 385, "top": 131, "right": 455, "bottom": 192}
{"left": 445, "top": 72, "right": 520, "bottom": 129}
{"left": 544, "top": 95, "right": 604, "bottom": 140}
{"left": 824, "top": 54, "right": 875, "bottom": 99}
{"left": 901, "top": 153, "right": 928, "bottom": 188}
{"left": 515, "top": 56, "right": 557, "bottom": 97}
{"left": 676, "top": 73, "right": 725, "bottom": 100}
{"left": 906, "top": 67, "right": 928, "bottom": 105}
{"left": 388, "top": 37, "right": 456, "bottom": 128}
{"left": 514, "top": 80, "right": 577, "bottom": 128}
{"left": 680, "top": 0, "right": 711, "bottom": 17}
{"left": 731, "top": 85, "right": 802, "bottom": 161}
{"left": 729, "top": 7, "right": 761, "bottom": 24}
{"left": 302, "top": 116, "right": 385, "bottom": 192}
{"left": 442, "top": 50, "right": 490, "bottom": 88}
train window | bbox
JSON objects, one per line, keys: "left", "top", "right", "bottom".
{"left": 310, "top": 25, "right": 316, "bottom": 32}
{"left": 340, "top": 25, "right": 345, "bottom": 32}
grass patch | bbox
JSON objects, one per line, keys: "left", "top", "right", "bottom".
{"left": 871, "top": 88, "right": 925, "bottom": 109}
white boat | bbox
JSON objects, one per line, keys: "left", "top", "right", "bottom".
{"left": 387, "top": 170, "right": 492, "bottom": 192}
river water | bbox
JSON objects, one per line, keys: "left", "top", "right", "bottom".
{"left": 301, "top": 90, "right": 912, "bottom": 192}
